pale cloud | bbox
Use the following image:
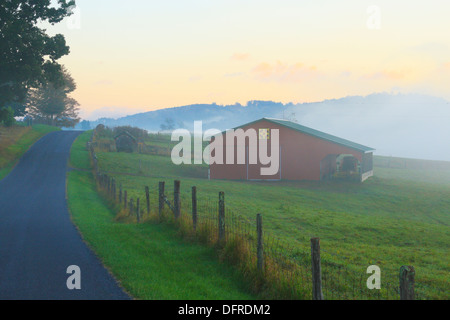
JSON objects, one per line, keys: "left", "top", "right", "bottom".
{"left": 252, "top": 61, "right": 319, "bottom": 83}
{"left": 231, "top": 53, "right": 250, "bottom": 61}
{"left": 362, "top": 69, "right": 410, "bottom": 81}
{"left": 188, "top": 75, "right": 203, "bottom": 82}
{"left": 252, "top": 62, "right": 272, "bottom": 77}
{"left": 224, "top": 72, "right": 245, "bottom": 78}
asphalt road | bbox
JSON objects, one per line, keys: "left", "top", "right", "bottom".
{"left": 0, "top": 131, "right": 131, "bottom": 300}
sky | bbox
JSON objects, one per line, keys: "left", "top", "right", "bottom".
{"left": 44, "top": 0, "right": 450, "bottom": 120}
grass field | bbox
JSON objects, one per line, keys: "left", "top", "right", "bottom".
{"left": 90, "top": 132, "right": 449, "bottom": 300}
{"left": 67, "top": 131, "right": 256, "bottom": 300}
{"left": 0, "top": 124, "right": 60, "bottom": 180}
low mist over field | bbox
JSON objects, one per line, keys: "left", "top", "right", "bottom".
{"left": 86, "top": 92, "right": 450, "bottom": 161}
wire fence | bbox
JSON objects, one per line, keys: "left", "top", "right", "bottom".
{"left": 86, "top": 136, "right": 448, "bottom": 300}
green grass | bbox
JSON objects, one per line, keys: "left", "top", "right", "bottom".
{"left": 0, "top": 124, "right": 60, "bottom": 180}
{"left": 67, "top": 131, "right": 256, "bottom": 300}
{"left": 94, "top": 145, "right": 450, "bottom": 299}
{"left": 373, "top": 155, "right": 450, "bottom": 186}
{"left": 69, "top": 130, "right": 92, "bottom": 170}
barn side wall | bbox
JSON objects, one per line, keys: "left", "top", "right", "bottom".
{"left": 209, "top": 120, "right": 365, "bottom": 181}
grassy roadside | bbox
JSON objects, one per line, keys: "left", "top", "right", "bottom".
{"left": 0, "top": 124, "right": 60, "bottom": 180}
{"left": 67, "top": 131, "right": 256, "bottom": 300}
{"left": 91, "top": 133, "right": 450, "bottom": 299}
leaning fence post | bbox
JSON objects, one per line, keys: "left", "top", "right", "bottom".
{"left": 192, "top": 186, "right": 197, "bottom": 231}
{"left": 174, "top": 180, "right": 181, "bottom": 219}
{"left": 145, "top": 186, "right": 150, "bottom": 215}
{"left": 257, "top": 214, "right": 264, "bottom": 273}
{"left": 311, "top": 237, "right": 324, "bottom": 300}
{"left": 218, "top": 192, "right": 225, "bottom": 242}
{"left": 399, "top": 266, "right": 415, "bottom": 300}
{"left": 136, "top": 198, "right": 140, "bottom": 223}
{"left": 159, "top": 182, "right": 165, "bottom": 218}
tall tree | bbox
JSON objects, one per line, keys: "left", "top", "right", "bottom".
{"left": 0, "top": 0, "right": 75, "bottom": 109}
{"left": 27, "top": 67, "right": 80, "bottom": 127}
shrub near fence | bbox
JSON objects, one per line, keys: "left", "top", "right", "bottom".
{"left": 87, "top": 134, "right": 435, "bottom": 300}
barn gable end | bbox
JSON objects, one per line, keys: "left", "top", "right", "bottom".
{"left": 114, "top": 130, "right": 138, "bottom": 153}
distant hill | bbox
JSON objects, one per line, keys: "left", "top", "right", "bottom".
{"left": 87, "top": 101, "right": 294, "bottom": 133}
{"left": 82, "top": 93, "right": 450, "bottom": 161}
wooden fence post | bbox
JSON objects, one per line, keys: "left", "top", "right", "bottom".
{"left": 399, "top": 266, "right": 415, "bottom": 300}
{"left": 192, "top": 186, "right": 197, "bottom": 231}
{"left": 159, "top": 182, "right": 165, "bottom": 218}
{"left": 218, "top": 192, "right": 225, "bottom": 242}
{"left": 136, "top": 198, "right": 140, "bottom": 223}
{"left": 124, "top": 190, "right": 128, "bottom": 209}
{"left": 111, "top": 178, "right": 114, "bottom": 199}
{"left": 257, "top": 214, "right": 264, "bottom": 273}
{"left": 311, "top": 238, "right": 324, "bottom": 300}
{"left": 145, "top": 186, "right": 150, "bottom": 215}
{"left": 112, "top": 179, "right": 116, "bottom": 200}
{"left": 119, "top": 183, "right": 122, "bottom": 203}
{"left": 174, "top": 180, "right": 181, "bottom": 219}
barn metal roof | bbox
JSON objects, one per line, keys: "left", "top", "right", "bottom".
{"left": 235, "top": 118, "right": 375, "bottom": 153}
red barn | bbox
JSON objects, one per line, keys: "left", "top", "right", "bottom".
{"left": 208, "top": 118, "right": 374, "bottom": 182}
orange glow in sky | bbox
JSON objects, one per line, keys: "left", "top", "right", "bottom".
{"left": 44, "top": 0, "right": 450, "bottom": 119}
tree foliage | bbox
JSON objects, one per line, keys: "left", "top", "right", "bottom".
{"left": 113, "top": 126, "right": 148, "bottom": 140}
{"left": 0, "top": 0, "right": 75, "bottom": 108}
{"left": 0, "top": 106, "right": 16, "bottom": 127}
{"left": 27, "top": 67, "right": 80, "bottom": 127}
